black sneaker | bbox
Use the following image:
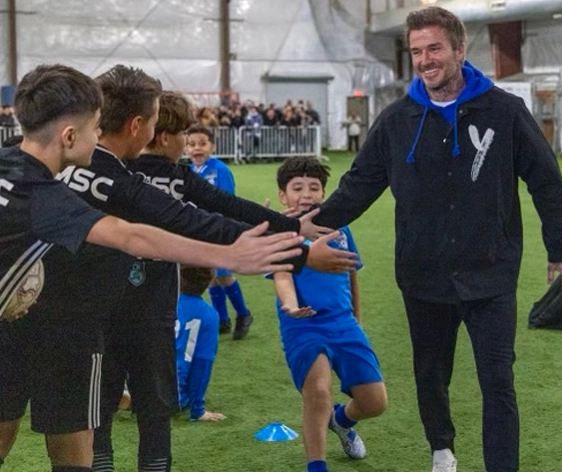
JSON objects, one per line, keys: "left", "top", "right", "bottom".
{"left": 219, "top": 320, "right": 232, "bottom": 334}
{"left": 232, "top": 313, "right": 253, "bottom": 340}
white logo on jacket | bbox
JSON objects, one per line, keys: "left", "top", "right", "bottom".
{"left": 469, "top": 125, "right": 495, "bottom": 182}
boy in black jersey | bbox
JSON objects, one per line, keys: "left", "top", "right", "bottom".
{"left": 0, "top": 65, "right": 311, "bottom": 472}
{"left": 0, "top": 66, "right": 356, "bottom": 472}
{"left": 95, "top": 91, "right": 343, "bottom": 472}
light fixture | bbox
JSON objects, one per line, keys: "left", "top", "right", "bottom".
{"left": 490, "top": 0, "right": 507, "bottom": 11}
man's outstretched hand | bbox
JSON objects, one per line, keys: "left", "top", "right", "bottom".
{"left": 298, "top": 208, "right": 333, "bottom": 241}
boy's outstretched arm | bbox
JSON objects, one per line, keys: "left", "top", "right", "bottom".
{"left": 86, "top": 218, "right": 304, "bottom": 275}
{"left": 273, "top": 272, "right": 316, "bottom": 319}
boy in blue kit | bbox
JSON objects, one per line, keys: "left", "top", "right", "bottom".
{"left": 272, "top": 157, "right": 388, "bottom": 472}
{"left": 186, "top": 124, "right": 253, "bottom": 340}
{"left": 175, "top": 266, "right": 226, "bottom": 422}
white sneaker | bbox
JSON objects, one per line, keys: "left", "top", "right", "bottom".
{"left": 328, "top": 405, "right": 366, "bottom": 459}
{"left": 432, "top": 449, "right": 457, "bottom": 472}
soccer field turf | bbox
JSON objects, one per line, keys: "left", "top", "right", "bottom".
{"left": 5, "top": 151, "right": 562, "bottom": 471}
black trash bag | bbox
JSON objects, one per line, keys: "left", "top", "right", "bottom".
{"left": 528, "top": 275, "right": 562, "bottom": 329}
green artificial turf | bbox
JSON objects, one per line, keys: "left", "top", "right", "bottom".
{"left": 4, "top": 151, "right": 562, "bottom": 471}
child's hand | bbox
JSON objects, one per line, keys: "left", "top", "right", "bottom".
{"left": 281, "top": 305, "right": 317, "bottom": 319}
{"left": 198, "top": 411, "right": 227, "bottom": 422}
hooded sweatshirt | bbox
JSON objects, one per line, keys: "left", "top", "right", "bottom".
{"left": 406, "top": 61, "right": 493, "bottom": 162}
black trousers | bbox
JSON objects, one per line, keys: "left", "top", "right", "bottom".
{"left": 403, "top": 293, "right": 519, "bottom": 472}
{"left": 347, "top": 135, "right": 359, "bottom": 153}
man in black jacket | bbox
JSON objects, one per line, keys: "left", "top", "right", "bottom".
{"left": 314, "top": 7, "right": 562, "bottom": 472}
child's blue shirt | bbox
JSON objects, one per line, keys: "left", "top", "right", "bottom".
{"left": 190, "top": 156, "right": 235, "bottom": 195}
{"left": 272, "top": 226, "right": 363, "bottom": 333}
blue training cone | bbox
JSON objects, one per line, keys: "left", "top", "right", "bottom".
{"left": 254, "top": 422, "right": 299, "bottom": 442}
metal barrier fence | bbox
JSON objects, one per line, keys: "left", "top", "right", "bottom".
{"left": 0, "top": 126, "right": 18, "bottom": 147}
{"left": 215, "top": 125, "right": 322, "bottom": 163}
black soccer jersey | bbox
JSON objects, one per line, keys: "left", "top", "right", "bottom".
{"left": 30, "top": 146, "right": 287, "bottom": 323}
{"left": 111, "top": 154, "right": 302, "bottom": 326}
{"left": 128, "top": 154, "right": 300, "bottom": 231}
{"left": 0, "top": 147, "right": 105, "bottom": 319}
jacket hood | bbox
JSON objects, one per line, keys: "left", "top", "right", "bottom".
{"left": 405, "top": 61, "right": 494, "bottom": 163}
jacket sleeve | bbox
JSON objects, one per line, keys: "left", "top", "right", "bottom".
{"left": 313, "top": 117, "right": 390, "bottom": 229}
{"left": 180, "top": 166, "right": 301, "bottom": 233}
{"left": 514, "top": 103, "right": 562, "bottom": 262}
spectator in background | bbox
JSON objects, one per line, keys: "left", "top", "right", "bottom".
{"left": 306, "top": 101, "right": 321, "bottom": 125}
{"left": 263, "top": 108, "right": 279, "bottom": 127}
{"left": 0, "top": 105, "right": 16, "bottom": 127}
{"left": 244, "top": 106, "right": 263, "bottom": 159}
{"left": 342, "top": 114, "right": 362, "bottom": 153}
{"left": 197, "top": 107, "right": 219, "bottom": 127}
{"left": 230, "top": 108, "right": 245, "bottom": 128}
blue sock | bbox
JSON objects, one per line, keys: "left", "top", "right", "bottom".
{"left": 209, "top": 286, "right": 229, "bottom": 322}
{"left": 335, "top": 403, "right": 357, "bottom": 429}
{"left": 223, "top": 280, "right": 250, "bottom": 317}
{"left": 307, "top": 460, "right": 328, "bottom": 472}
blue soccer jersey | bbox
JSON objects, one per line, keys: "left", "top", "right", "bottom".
{"left": 190, "top": 157, "right": 235, "bottom": 195}
{"left": 191, "top": 157, "right": 236, "bottom": 276}
{"left": 275, "top": 226, "right": 363, "bottom": 332}
{"left": 271, "top": 226, "right": 383, "bottom": 393}
{"left": 175, "top": 294, "right": 219, "bottom": 413}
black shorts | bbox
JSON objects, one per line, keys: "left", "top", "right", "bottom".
{"left": 100, "top": 324, "right": 179, "bottom": 422}
{"left": 0, "top": 317, "right": 103, "bottom": 434}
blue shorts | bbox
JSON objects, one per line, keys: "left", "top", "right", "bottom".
{"left": 281, "top": 319, "right": 383, "bottom": 395}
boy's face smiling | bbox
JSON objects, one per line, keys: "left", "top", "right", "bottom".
{"left": 186, "top": 132, "right": 214, "bottom": 167}
{"left": 279, "top": 176, "right": 325, "bottom": 214}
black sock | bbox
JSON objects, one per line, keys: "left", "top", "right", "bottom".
{"left": 92, "top": 451, "right": 114, "bottom": 472}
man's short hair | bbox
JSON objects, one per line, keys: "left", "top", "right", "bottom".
{"left": 180, "top": 266, "right": 215, "bottom": 296}
{"left": 185, "top": 124, "right": 214, "bottom": 143}
{"left": 146, "top": 91, "right": 196, "bottom": 148}
{"left": 95, "top": 65, "right": 162, "bottom": 134}
{"left": 403, "top": 6, "right": 467, "bottom": 51}
{"left": 276, "top": 156, "right": 331, "bottom": 191}
{"left": 15, "top": 64, "right": 102, "bottom": 134}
